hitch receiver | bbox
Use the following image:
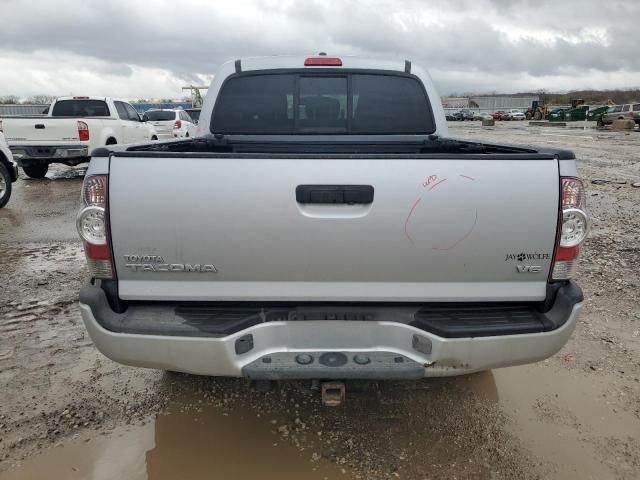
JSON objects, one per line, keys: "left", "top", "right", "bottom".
{"left": 321, "top": 381, "right": 346, "bottom": 407}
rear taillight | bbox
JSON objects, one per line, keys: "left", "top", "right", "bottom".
{"left": 174, "top": 119, "right": 182, "bottom": 129}
{"left": 77, "top": 175, "right": 113, "bottom": 279}
{"left": 77, "top": 121, "right": 90, "bottom": 141}
{"left": 551, "top": 177, "right": 590, "bottom": 280}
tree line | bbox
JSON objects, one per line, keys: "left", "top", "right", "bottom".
{"left": 0, "top": 95, "right": 57, "bottom": 105}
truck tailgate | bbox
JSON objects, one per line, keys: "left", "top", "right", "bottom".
{"left": 3, "top": 118, "right": 81, "bottom": 143}
{"left": 109, "top": 155, "right": 559, "bottom": 302}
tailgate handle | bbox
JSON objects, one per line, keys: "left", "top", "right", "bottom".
{"left": 296, "top": 185, "right": 374, "bottom": 205}
{"left": 34, "top": 124, "right": 45, "bottom": 129}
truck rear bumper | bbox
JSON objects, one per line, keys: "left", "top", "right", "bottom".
{"left": 79, "top": 282, "right": 582, "bottom": 379}
{"left": 10, "top": 145, "right": 88, "bottom": 164}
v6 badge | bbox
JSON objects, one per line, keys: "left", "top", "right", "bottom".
{"left": 516, "top": 265, "right": 542, "bottom": 273}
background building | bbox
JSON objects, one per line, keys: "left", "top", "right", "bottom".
{"left": 0, "top": 104, "right": 48, "bottom": 116}
{"left": 441, "top": 94, "right": 539, "bottom": 115}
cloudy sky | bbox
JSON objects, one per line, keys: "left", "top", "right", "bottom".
{"left": 1, "top": 0, "right": 639, "bottom": 99}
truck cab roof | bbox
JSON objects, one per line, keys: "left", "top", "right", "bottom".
{"left": 53, "top": 96, "right": 129, "bottom": 104}
{"left": 198, "top": 55, "right": 448, "bottom": 138}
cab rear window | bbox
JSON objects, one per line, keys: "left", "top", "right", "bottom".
{"left": 51, "top": 100, "right": 110, "bottom": 117}
{"left": 211, "top": 72, "right": 435, "bottom": 135}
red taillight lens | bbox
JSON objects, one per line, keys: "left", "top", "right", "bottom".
{"left": 552, "top": 177, "right": 589, "bottom": 280}
{"left": 174, "top": 119, "right": 182, "bottom": 129}
{"left": 77, "top": 121, "right": 90, "bottom": 141}
{"left": 77, "top": 174, "right": 113, "bottom": 279}
{"left": 304, "top": 57, "right": 342, "bottom": 66}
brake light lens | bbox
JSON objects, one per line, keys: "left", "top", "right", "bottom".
{"left": 77, "top": 175, "right": 113, "bottom": 279}
{"left": 304, "top": 57, "right": 343, "bottom": 66}
{"left": 77, "top": 121, "right": 90, "bottom": 141}
{"left": 552, "top": 177, "right": 590, "bottom": 280}
{"left": 174, "top": 119, "right": 182, "bottom": 129}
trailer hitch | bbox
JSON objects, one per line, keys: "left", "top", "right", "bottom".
{"left": 321, "top": 381, "right": 346, "bottom": 407}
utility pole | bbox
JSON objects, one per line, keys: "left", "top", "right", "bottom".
{"left": 181, "top": 85, "right": 209, "bottom": 108}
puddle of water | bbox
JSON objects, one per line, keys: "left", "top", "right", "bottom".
{"left": 0, "top": 425, "right": 151, "bottom": 480}
{"left": 0, "top": 173, "right": 84, "bottom": 242}
{"left": 47, "top": 166, "right": 87, "bottom": 180}
{"left": 2, "top": 364, "right": 638, "bottom": 480}
{"left": 1, "top": 400, "right": 350, "bottom": 480}
{"left": 489, "top": 365, "right": 640, "bottom": 480}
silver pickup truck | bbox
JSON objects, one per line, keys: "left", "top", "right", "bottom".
{"left": 77, "top": 56, "right": 588, "bottom": 381}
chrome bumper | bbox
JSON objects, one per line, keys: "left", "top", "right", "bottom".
{"left": 79, "top": 299, "right": 581, "bottom": 379}
{"left": 10, "top": 145, "right": 88, "bottom": 164}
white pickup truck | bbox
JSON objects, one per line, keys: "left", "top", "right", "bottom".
{"left": 0, "top": 97, "right": 158, "bottom": 178}
{"left": 77, "top": 56, "right": 588, "bottom": 385}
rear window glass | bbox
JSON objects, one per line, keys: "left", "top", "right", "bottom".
{"left": 211, "top": 72, "right": 434, "bottom": 134}
{"left": 143, "top": 111, "right": 176, "bottom": 121}
{"left": 51, "top": 100, "right": 110, "bottom": 117}
{"left": 213, "top": 74, "right": 295, "bottom": 133}
{"left": 351, "top": 75, "right": 433, "bottom": 134}
{"left": 185, "top": 109, "right": 201, "bottom": 121}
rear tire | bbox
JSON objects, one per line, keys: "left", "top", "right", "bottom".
{"left": 0, "top": 162, "right": 12, "bottom": 208}
{"left": 22, "top": 163, "right": 48, "bottom": 179}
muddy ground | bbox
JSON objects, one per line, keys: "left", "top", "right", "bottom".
{"left": 0, "top": 121, "right": 639, "bottom": 480}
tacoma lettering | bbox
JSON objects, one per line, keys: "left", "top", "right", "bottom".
{"left": 124, "top": 263, "right": 218, "bottom": 273}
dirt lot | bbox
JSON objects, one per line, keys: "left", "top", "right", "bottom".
{"left": 0, "top": 121, "right": 639, "bottom": 480}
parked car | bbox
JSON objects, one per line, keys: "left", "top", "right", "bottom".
{"left": 548, "top": 108, "right": 567, "bottom": 121}
{"left": 0, "top": 131, "right": 19, "bottom": 208}
{"left": 455, "top": 109, "right": 475, "bottom": 121}
{"left": 502, "top": 109, "right": 526, "bottom": 121}
{"left": 0, "top": 97, "right": 158, "bottom": 178}
{"left": 596, "top": 104, "right": 640, "bottom": 127}
{"left": 77, "top": 56, "right": 587, "bottom": 382}
{"left": 474, "top": 112, "right": 493, "bottom": 121}
{"left": 465, "top": 109, "right": 476, "bottom": 120}
{"left": 491, "top": 111, "right": 506, "bottom": 120}
{"left": 143, "top": 109, "right": 197, "bottom": 139}
{"left": 633, "top": 104, "right": 640, "bottom": 125}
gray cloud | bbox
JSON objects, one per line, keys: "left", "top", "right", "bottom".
{"left": 0, "top": 0, "right": 639, "bottom": 97}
